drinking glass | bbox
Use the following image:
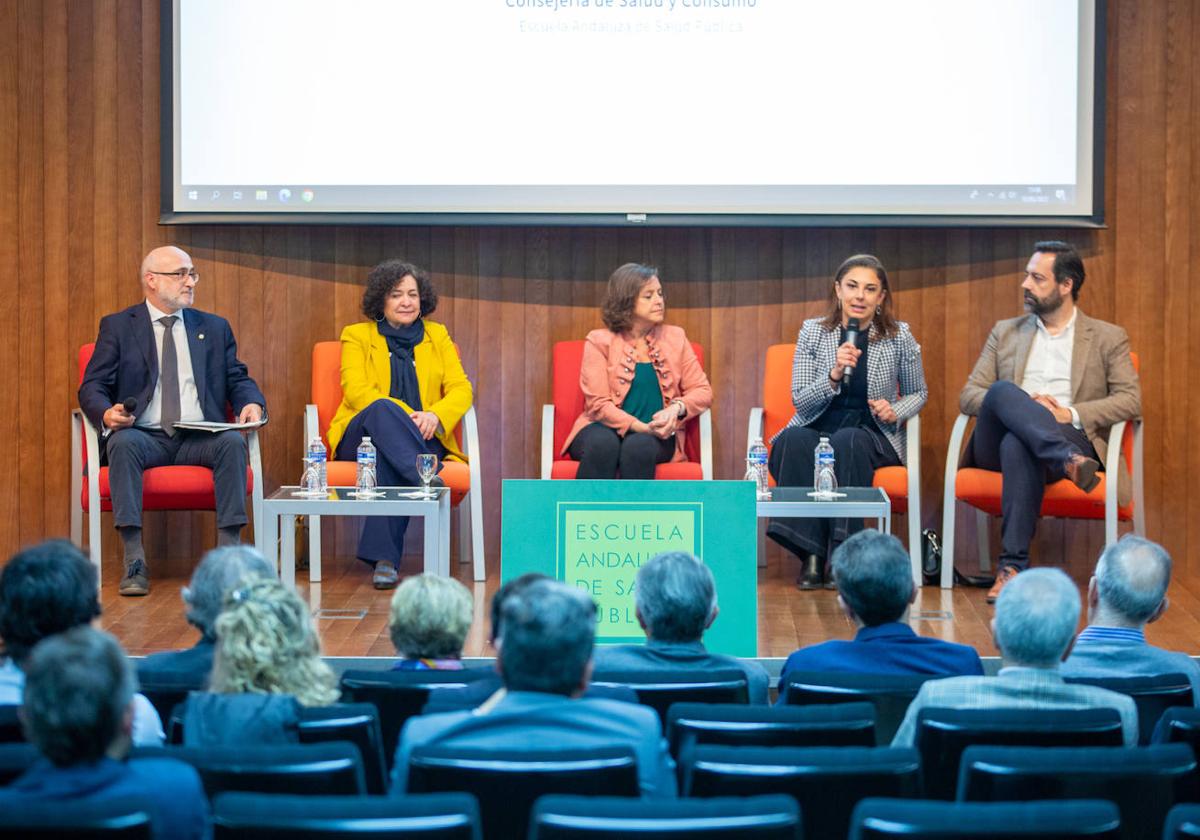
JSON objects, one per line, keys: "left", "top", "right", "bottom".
{"left": 416, "top": 453, "right": 439, "bottom": 498}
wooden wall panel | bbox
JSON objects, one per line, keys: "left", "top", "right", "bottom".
{"left": 1, "top": 0, "right": 1198, "bottom": 578}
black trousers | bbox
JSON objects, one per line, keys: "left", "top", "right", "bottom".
{"left": 334, "top": 399, "right": 446, "bottom": 566}
{"left": 105, "top": 427, "right": 249, "bottom": 530}
{"left": 568, "top": 422, "right": 674, "bottom": 480}
{"left": 766, "top": 424, "right": 900, "bottom": 561}
{"left": 968, "top": 380, "right": 1097, "bottom": 570}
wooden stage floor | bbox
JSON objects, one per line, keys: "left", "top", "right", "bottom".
{"left": 97, "top": 548, "right": 1200, "bottom": 663}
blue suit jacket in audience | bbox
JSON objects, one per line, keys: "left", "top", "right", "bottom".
{"left": 0, "top": 756, "right": 209, "bottom": 840}
{"left": 137, "top": 639, "right": 215, "bottom": 682}
{"left": 593, "top": 639, "right": 771, "bottom": 705}
{"left": 779, "top": 622, "right": 984, "bottom": 688}
{"left": 392, "top": 690, "right": 676, "bottom": 798}
{"left": 1061, "top": 626, "right": 1200, "bottom": 701}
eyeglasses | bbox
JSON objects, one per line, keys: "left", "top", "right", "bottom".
{"left": 149, "top": 267, "right": 200, "bottom": 282}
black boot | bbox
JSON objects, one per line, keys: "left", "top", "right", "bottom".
{"left": 797, "top": 554, "right": 822, "bottom": 590}
{"left": 822, "top": 559, "right": 837, "bottom": 590}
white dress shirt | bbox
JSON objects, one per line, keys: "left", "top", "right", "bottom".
{"left": 1021, "top": 309, "right": 1082, "bottom": 428}
{"left": 137, "top": 301, "right": 205, "bottom": 430}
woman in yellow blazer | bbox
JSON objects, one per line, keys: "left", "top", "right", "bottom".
{"left": 326, "top": 260, "right": 473, "bottom": 588}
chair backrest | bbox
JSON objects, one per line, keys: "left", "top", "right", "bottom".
{"left": 550, "top": 340, "right": 705, "bottom": 464}
{"left": 1063, "top": 673, "right": 1192, "bottom": 745}
{"left": 0, "top": 704, "right": 25, "bottom": 744}
{"left": 780, "top": 671, "right": 935, "bottom": 745}
{"left": 589, "top": 669, "right": 749, "bottom": 727}
{"left": 407, "top": 745, "right": 640, "bottom": 840}
{"left": 1166, "top": 804, "right": 1200, "bottom": 839}
{"left": 135, "top": 669, "right": 206, "bottom": 734}
{"left": 0, "top": 796, "right": 152, "bottom": 839}
{"left": 311, "top": 340, "right": 467, "bottom": 452}
{"left": 761, "top": 343, "right": 797, "bottom": 446}
{"left": 666, "top": 701, "right": 875, "bottom": 760}
{"left": 914, "top": 707, "right": 1126, "bottom": 799}
{"left": 958, "top": 744, "right": 1197, "bottom": 840}
{"left": 848, "top": 798, "right": 1122, "bottom": 840}
{"left": 685, "top": 745, "right": 920, "bottom": 840}
{"left": 140, "top": 742, "right": 367, "bottom": 798}
{"left": 530, "top": 794, "right": 802, "bottom": 840}
{"left": 0, "top": 742, "right": 40, "bottom": 785}
{"left": 1153, "top": 707, "right": 1200, "bottom": 748}
{"left": 297, "top": 703, "right": 388, "bottom": 795}
{"left": 212, "top": 791, "right": 483, "bottom": 840}
{"left": 339, "top": 669, "right": 495, "bottom": 772}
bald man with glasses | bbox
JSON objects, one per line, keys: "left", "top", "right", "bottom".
{"left": 79, "top": 246, "right": 266, "bottom": 596}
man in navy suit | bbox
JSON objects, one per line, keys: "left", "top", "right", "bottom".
{"left": 779, "top": 530, "right": 983, "bottom": 687}
{"left": 78, "top": 246, "right": 266, "bottom": 595}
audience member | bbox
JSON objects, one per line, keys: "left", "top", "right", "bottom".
{"left": 393, "top": 579, "right": 675, "bottom": 797}
{"left": 1062, "top": 536, "right": 1200, "bottom": 698}
{"left": 593, "top": 551, "right": 769, "bottom": 703}
{"left": 182, "top": 577, "right": 338, "bottom": 746}
{"left": 779, "top": 530, "right": 983, "bottom": 684}
{"left": 0, "top": 627, "right": 207, "bottom": 839}
{"left": 892, "top": 568, "right": 1138, "bottom": 746}
{"left": 138, "top": 545, "right": 275, "bottom": 682}
{"left": 390, "top": 574, "right": 473, "bottom": 670}
{"left": 0, "top": 540, "right": 164, "bottom": 744}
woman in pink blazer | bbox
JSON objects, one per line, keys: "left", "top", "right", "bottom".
{"left": 561, "top": 263, "right": 713, "bottom": 479}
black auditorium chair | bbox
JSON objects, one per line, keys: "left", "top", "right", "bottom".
{"left": 135, "top": 742, "right": 367, "bottom": 798}
{"left": 1164, "top": 804, "right": 1200, "bottom": 839}
{"left": 1063, "top": 673, "right": 1193, "bottom": 745}
{"left": 529, "top": 794, "right": 801, "bottom": 840}
{"left": 1155, "top": 707, "right": 1200, "bottom": 752}
{"left": 406, "top": 745, "right": 640, "bottom": 840}
{"left": 666, "top": 701, "right": 875, "bottom": 762}
{"left": 339, "top": 668, "right": 494, "bottom": 771}
{"left": 0, "top": 742, "right": 39, "bottom": 785}
{"left": 166, "top": 700, "right": 387, "bottom": 794}
{"left": 0, "top": 704, "right": 24, "bottom": 743}
{"left": 914, "top": 707, "right": 1125, "bottom": 799}
{"left": 0, "top": 796, "right": 152, "bottom": 839}
{"left": 780, "top": 671, "right": 934, "bottom": 744}
{"left": 212, "top": 791, "right": 482, "bottom": 839}
{"left": 683, "top": 744, "right": 920, "bottom": 840}
{"left": 134, "top": 667, "right": 204, "bottom": 728}
{"left": 589, "top": 668, "right": 749, "bottom": 726}
{"left": 848, "top": 798, "right": 1122, "bottom": 839}
{"left": 957, "top": 744, "right": 1197, "bottom": 840}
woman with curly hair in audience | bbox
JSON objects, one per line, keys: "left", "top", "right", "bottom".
{"left": 326, "top": 259, "right": 474, "bottom": 589}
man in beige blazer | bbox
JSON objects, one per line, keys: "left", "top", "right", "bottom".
{"left": 959, "top": 241, "right": 1141, "bottom": 603}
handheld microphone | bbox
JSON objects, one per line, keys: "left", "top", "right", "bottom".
{"left": 122, "top": 397, "right": 137, "bottom": 414}
{"left": 842, "top": 317, "right": 861, "bottom": 380}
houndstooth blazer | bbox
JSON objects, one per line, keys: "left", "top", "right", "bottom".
{"left": 774, "top": 317, "right": 927, "bottom": 464}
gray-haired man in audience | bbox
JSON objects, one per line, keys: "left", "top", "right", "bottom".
{"left": 1062, "top": 536, "right": 1200, "bottom": 699}
{"left": 138, "top": 545, "right": 275, "bottom": 682}
{"left": 392, "top": 578, "right": 675, "bottom": 797}
{"left": 592, "top": 551, "right": 769, "bottom": 704}
{"left": 892, "top": 567, "right": 1139, "bottom": 747}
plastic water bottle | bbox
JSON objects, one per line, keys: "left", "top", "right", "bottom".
{"left": 306, "top": 436, "right": 328, "bottom": 493}
{"left": 814, "top": 436, "right": 837, "bottom": 497}
{"left": 356, "top": 436, "right": 377, "bottom": 494}
{"left": 745, "top": 436, "right": 770, "bottom": 500}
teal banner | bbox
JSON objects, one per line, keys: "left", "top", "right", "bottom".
{"left": 501, "top": 479, "right": 758, "bottom": 657}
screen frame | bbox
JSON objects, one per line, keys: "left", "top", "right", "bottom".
{"left": 158, "top": 0, "right": 1107, "bottom": 229}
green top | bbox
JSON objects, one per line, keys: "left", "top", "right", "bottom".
{"left": 622, "top": 362, "right": 663, "bottom": 424}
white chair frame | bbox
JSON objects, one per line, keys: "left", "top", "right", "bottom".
{"left": 939, "top": 413, "right": 1146, "bottom": 589}
{"left": 70, "top": 409, "right": 265, "bottom": 577}
{"left": 303, "top": 404, "right": 485, "bottom": 582}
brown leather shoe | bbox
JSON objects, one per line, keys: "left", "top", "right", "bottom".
{"left": 1063, "top": 453, "right": 1101, "bottom": 493}
{"left": 986, "top": 565, "right": 1019, "bottom": 604}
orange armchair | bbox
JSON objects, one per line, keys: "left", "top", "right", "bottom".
{"left": 746, "top": 343, "right": 922, "bottom": 582}
{"left": 305, "top": 341, "right": 485, "bottom": 582}
{"left": 939, "top": 354, "right": 1145, "bottom": 589}
{"left": 539, "top": 340, "right": 712, "bottom": 481}
{"left": 70, "top": 344, "right": 264, "bottom": 578}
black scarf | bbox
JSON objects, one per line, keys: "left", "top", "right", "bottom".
{"left": 377, "top": 319, "right": 424, "bottom": 411}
